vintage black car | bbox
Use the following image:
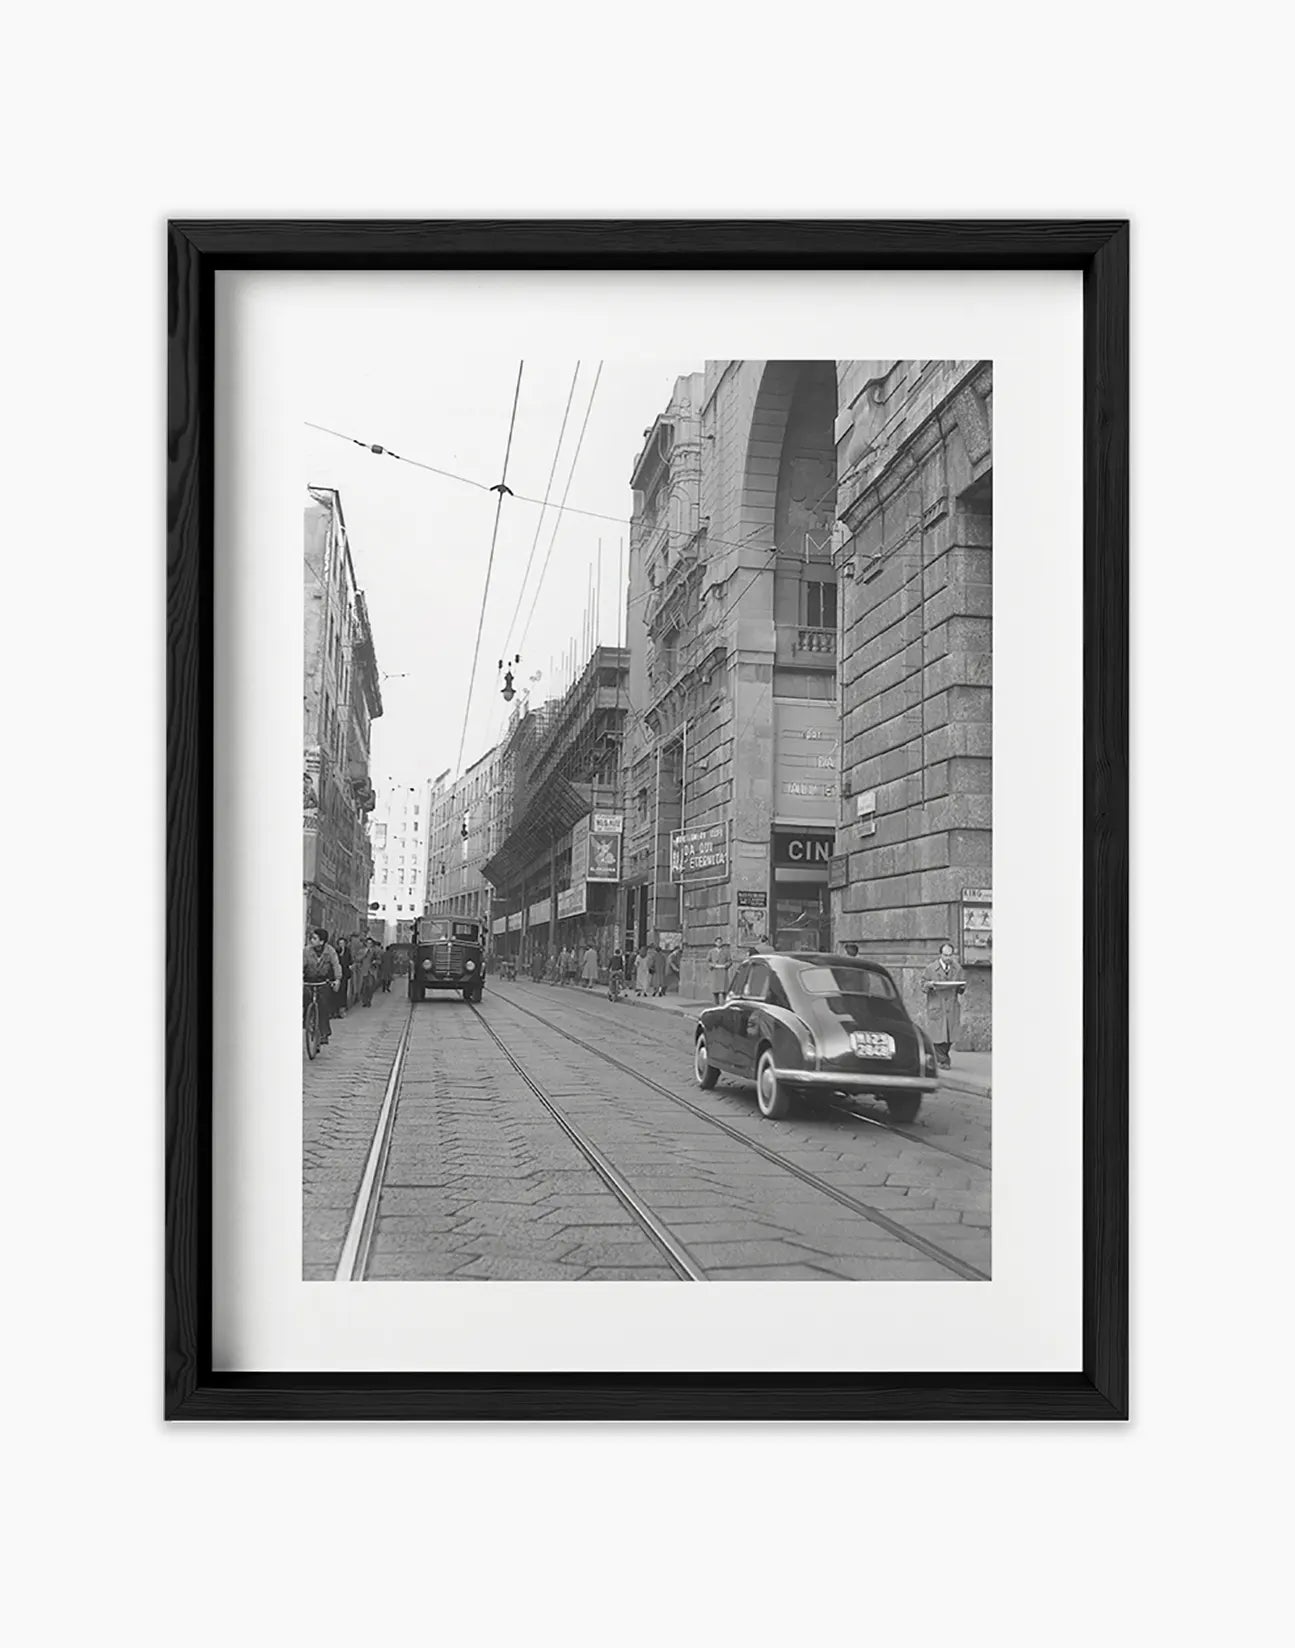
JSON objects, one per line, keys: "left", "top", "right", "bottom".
{"left": 693, "top": 952, "right": 938, "bottom": 1122}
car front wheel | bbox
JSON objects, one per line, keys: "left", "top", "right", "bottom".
{"left": 694, "top": 1032, "right": 719, "bottom": 1089}
{"left": 755, "top": 1049, "right": 791, "bottom": 1119}
{"left": 884, "top": 1092, "right": 922, "bottom": 1123}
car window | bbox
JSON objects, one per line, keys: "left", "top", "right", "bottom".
{"left": 765, "top": 973, "right": 790, "bottom": 1009}
{"left": 798, "top": 965, "right": 898, "bottom": 1000}
{"left": 726, "top": 961, "right": 750, "bottom": 998}
{"left": 744, "top": 961, "right": 771, "bottom": 1001}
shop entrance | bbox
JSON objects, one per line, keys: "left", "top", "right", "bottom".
{"left": 771, "top": 827, "right": 834, "bottom": 952}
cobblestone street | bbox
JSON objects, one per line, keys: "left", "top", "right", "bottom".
{"left": 302, "top": 978, "right": 990, "bottom": 1281}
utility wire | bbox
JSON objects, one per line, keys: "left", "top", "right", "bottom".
{"left": 305, "top": 421, "right": 493, "bottom": 492}
{"left": 502, "top": 361, "right": 580, "bottom": 660}
{"left": 455, "top": 360, "right": 525, "bottom": 780}
{"left": 306, "top": 416, "right": 822, "bottom": 558}
{"left": 518, "top": 362, "right": 603, "bottom": 653}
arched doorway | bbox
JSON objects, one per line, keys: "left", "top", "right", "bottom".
{"left": 737, "top": 362, "right": 840, "bottom": 953}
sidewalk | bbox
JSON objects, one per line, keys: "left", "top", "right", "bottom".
{"left": 619, "top": 990, "right": 992, "bottom": 1099}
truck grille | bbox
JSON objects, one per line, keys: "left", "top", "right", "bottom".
{"left": 431, "top": 942, "right": 466, "bottom": 973}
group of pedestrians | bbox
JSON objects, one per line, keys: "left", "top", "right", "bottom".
{"left": 632, "top": 940, "right": 675, "bottom": 997}
{"left": 551, "top": 943, "right": 601, "bottom": 988}
{"left": 302, "top": 926, "right": 395, "bottom": 1051}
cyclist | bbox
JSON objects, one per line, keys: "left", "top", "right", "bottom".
{"left": 608, "top": 945, "right": 627, "bottom": 1003}
{"left": 303, "top": 926, "right": 342, "bottom": 1046}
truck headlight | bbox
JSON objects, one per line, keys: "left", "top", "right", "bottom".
{"left": 466, "top": 960, "right": 476, "bottom": 971}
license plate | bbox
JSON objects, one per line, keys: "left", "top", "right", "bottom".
{"left": 850, "top": 1031, "right": 895, "bottom": 1059}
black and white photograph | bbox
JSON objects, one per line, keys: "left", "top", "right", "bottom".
{"left": 303, "top": 356, "right": 993, "bottom": 1282}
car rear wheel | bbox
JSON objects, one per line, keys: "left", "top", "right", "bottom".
{"left": 755, "top": 1049, "right": 791, "bottom": 1119}
{"left": 884, "top": 1092, "right": 922, "bottom": 1123}
{"left": 694, "top": 1032, "right": 719, "bottom": 1089}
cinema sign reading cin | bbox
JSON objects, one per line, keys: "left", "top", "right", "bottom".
{"left": 772, "top": 830, "right": 834, "bottom": 868}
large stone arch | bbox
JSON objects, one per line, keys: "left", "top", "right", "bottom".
{"left": 738, "top": 360, "right": 838, "bottom": 556}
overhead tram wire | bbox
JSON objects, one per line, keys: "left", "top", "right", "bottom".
{"left": 455, "top": 359, "right": 525, "bottom": 781}
{"left": 517, "top": 361, "right": 603, "bottom": 655}
{"left": 501, "top": 361, "right": 581, "bottom": 661}
{"left": 307, "top": 415, "right": 828, "bottom": 559}
{"left": 304, "top": 421, "right": 493, "bottom": 492}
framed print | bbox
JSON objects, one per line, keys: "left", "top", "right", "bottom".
{"left": 166, "top": 219, "right": 1127, "bottom": 1419}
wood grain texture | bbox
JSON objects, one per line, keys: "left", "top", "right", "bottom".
{"left": 165, "top": 219, "right": 1129, "bottom": 1420}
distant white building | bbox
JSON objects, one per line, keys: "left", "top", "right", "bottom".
{"left": 367, "top": 776, "right": 434, "bottom": 941}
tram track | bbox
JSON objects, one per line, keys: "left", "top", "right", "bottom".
{"left": 478, "top": 993, "right": 990, "bottom": 1283}
{"left": 496, "top": 979, "right": 991, "bottom": 1173}
{"left": 332, "top": 989, "right": 987, "bottom": 1283}
{"left": 332, "top": 999, "right": 702, "bottom": 1282}
{"left": 333, "top": 1005, "right": 414, "bottom": 1281}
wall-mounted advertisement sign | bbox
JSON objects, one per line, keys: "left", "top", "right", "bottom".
{"left": 557, "top": 883, "right": 587, "bottom": 920}
{"left": 773, "top": 701, "right": 839, "bottom": 826}
{"left": 960, "top": 887, "right": 992, "bottom": 967}
{"left": 507, "top": 911, "right": 522, "bottom": 931}
{"left": 527, "top": 898, "right": 551, "bottom": 926}
{"left": 587, "top": 825, "right": 622, "bottom": 882}
{"left": 592, "top": 810, "right": 624, "bottom": 835}
{"left": 569, "top": 814, "right": 590, "bottom": 883}
{"left": 670, "top": 822, "right": 729, "bottom": 883}
{"left": 736, "top": 888, "right": 768, "bottom": 945}
{"left": 492, "top": 916, "right": 507, "bottom": 935}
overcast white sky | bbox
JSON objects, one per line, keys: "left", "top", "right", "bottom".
{"left": 306, "top": 357, "right": 698, "bottom": 789}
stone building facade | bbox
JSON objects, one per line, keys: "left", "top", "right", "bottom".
{"left": 303, "top": 487, "right": 382, "bottom": 941}
{"left": 832, "top": 361, "right": 993, "bottom": 1047}
{"left": 424, "top": 744, "right": 506, "bottom": 931}
{"left": 368, "top": 776, "right": 432, "bottom": 939}
{"left": 623, "top": 362, "right": 842, "bottom": 998}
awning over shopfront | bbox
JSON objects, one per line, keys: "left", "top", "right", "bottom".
{"left": 481, "top": 773, "right": 592, "bottom": 890}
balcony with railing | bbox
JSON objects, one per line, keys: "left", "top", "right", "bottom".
{"left": 776, "top": 625, "right": 837, "bottom": 666}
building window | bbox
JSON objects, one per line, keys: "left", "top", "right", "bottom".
{"left": 805, "top": 580, "right": 837, "bottom": 630}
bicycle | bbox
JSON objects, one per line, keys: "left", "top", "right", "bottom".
{"left": 303, "top": 981, "right": 328, "bottom": 1060}
{"left": 607, "top": 968, "right": 625, "bottom": 1004}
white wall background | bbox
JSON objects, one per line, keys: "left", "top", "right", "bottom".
{"left": 6, "top": 3, "right": 1287, "bottom": 1645}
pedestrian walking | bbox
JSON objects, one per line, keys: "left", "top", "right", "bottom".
{"left": 336, "top": 934, "right": 352, "bottom": 1015}
{"left": 650, "top": 938, "right": 668, "bottom": 997}
{"left": 580, "top": 943, "right": 599, "bottom": 988}
{"left": 634, "top": 945, "right": 651, "bottom": 996}
{"left": 303, "top": 926, "right": 342, "bottom": 1045}
{"left": 608, "top": 945, "right": 626, "bottom": 1002}
{"left": 378, "top": 944, "right": 394, "bottom": 993}
{"left": 706, "top": 939, "right": 732, "bottom": 1005}
{"left": 665, "top": 945, "right": 680, "bottom": 995}
{"left": 921, "top": 941, "right": 966, "bottom": 1067}
{"left": 345, "top": 932, "right": 364, "bottom": 1009}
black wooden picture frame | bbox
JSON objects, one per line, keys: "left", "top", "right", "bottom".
{"left": 166, "top": 219, "right": 1128, "bottom": 1420}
